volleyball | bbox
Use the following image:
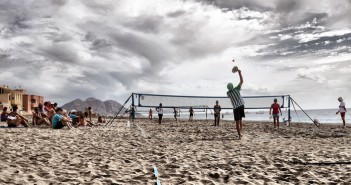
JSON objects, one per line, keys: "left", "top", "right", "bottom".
{"left": 232, "top": 66, "right": 238, "bottom": 73}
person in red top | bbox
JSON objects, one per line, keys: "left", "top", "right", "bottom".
{"left": 44, "top": 101, "right": 55, "bottom": 123}
{"left": 269, "top": 98, "right": 282, "bottom": 128}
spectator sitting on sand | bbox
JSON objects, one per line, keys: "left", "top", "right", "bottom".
{"left": 77, "top": 112, "right": 94, "bottom": 127}
{"left": 53, "top": 102, "right": 58, "bottom": 110}
{"left": 52, "top": 107, "right": 73, "bottom": 129}
{"left": 44, "top": 101, "right": 55, "bottom": 123}
{"left": 7, "top": 105, "right": 30, "bottom": 128}
{"left": 97, "top": 115, "right": 106, "bottom": 124}
{"left": 69, "top": 110, "right": 79, "bottom": 126}
{"left": 1, "top": 107, "right": 9, "bottom": 122}
{"left": 38, "top": 103, "right": 49, "bottom": 119}
{"left": 32, "top": 107, "right": 51, "bottom": 126}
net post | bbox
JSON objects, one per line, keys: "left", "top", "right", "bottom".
{"left": 206, "top": 107, "right": 208, "bottom": 121}
{"left": 288, "top": 95, "right": 291, "bottom": 127}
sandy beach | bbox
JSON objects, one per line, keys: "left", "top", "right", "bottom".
{"left": 1, "top": 119, "right": 351, "bottom": 184}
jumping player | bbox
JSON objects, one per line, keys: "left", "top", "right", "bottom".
{"left": 227, "top": 68, "right": 245, "bottom": 140}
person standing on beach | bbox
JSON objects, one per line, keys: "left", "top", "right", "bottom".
{"left": 173, "top": 108, "right": 178, "bottom": 122}
{"left": 214, "top": 100, "right": 221, "bottom": 126}
{"left": 336, "top": 97, "right": 347, "bottom": 128}
{"left": 87, "top": 107, "right": 93, "bottom": 123}
{"left": 149, "top": 109, "right": 153, "bottom": 120}
{"left": 269, "top": 98, "right": 282, "bottom": 129}
{"left": 129, "top": 105, "right": 136, "bottom": 122}
{"left": 156, "top": 103, "right": 163, "bottom": 124}
{"left": 189, "top": 107, "right": 194, "bottom": 121}
{"left": 227, "top": 68, "right": 245, "bottom": 140}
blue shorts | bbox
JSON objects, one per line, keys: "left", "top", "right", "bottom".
{"left": 273, "top": 114, "right": 279, "bottom": 117}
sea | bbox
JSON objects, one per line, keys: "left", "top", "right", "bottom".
{"left": 142, "top": 109, "right": 349, "bottom": 124}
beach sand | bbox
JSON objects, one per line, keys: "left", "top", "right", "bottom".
{"left": 1, "top": 119, "right": 351, "bottom": 184}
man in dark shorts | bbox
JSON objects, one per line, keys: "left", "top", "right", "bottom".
{"left": 52, "top": 107, "right": 71, "bottom": 129}
{"left": 213, "top": 100, "right": 221, "bottom": 126}
{"left": 227, "top": 68, "right": 245, "bottom": 140}
{"left": 156, "top": 103, "right": 163, "bottom": 124}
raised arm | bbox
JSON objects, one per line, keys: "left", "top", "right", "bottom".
{"left": 238, "top": 70, "right": 243, "bottom": 87}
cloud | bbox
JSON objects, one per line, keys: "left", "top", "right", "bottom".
{"left": 0, "top": 0, "right": 350, "bottom": 109}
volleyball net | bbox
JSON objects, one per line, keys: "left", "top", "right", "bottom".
{"left": 130, "top": 93, "right": 291, "bottom": 118}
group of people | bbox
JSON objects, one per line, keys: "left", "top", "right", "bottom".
{"left": 227, "top": 67, "right": 348, "bottom": 139}
{"left": 147, "top": 105, "right": 198, "bottom": 124}
{"left": 1, "top": 103, "right": 106, "bottom": 129}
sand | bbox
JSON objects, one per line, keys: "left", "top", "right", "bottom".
{"left": 1, "top": 119, "right": 351, "bottom": 184}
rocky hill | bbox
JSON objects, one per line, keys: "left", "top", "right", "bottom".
{"left": 62, "top": 97, "right": 126, "bottom": 116}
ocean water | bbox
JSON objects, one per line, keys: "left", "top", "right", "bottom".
{"left": 143, "top": 109, "right": 349, "bottom": 124}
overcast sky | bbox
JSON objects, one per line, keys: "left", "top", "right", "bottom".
{"left": 1, "top": 0, "right": 351, "bottom": 109}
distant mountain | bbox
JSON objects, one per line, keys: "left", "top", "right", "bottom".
{"left": 61, "top": 97, "right": 126, "bottom": 116}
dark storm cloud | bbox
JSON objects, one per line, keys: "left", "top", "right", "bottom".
{"left": 39, "top": 44, "right": 80, "bottom": 63}
{"left": 1, "top": 0, "right": 351, "bottom": 107}
{"left": 80, "top": 1, "right": 116, "bottom": 14}
{"left": 109, "top": 71, "right": 139, "bottom": 89}
{"left": 253, "top": 31, "right": 351, "bottom": 60}
{"left": 80, "top": 71, "right": 111, "bottom": 86}
{"left": 197, "top": 0, "right": 274, "bottom": 12}
{"left": 123, "top": 15, "right": 164, "bottom": 34}
{"left": 109, "top": 31, "right": 170, "bottom": 72}
{"left": 166, "top": 10, "right": 187, "bottom": 18}
{"left": 52, "top": 33, "right": 73, "bottom": 43}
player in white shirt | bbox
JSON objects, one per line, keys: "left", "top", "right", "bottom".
{"left": 336, "top": 97, "right": 347, "bottom": 128}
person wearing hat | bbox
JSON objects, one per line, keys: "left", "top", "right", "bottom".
{"left": 227, "top": 68, "right": 244, "bottom": 140}
{"left": 69, "top": 110, "right": 79, "bottom": 126}
{"left": 336, "top": 97, "right": 347, "bottom": 128}
{"left": 52, "top": 107, "right": 72, "bottom": 129}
